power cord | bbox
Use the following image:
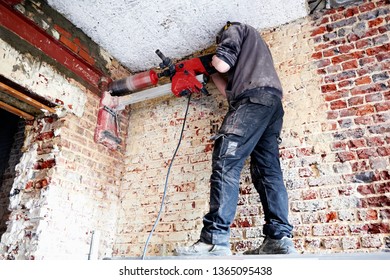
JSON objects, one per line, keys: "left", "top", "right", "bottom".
{"left": 141, "top": 93, "right": 192, "bottom": 260}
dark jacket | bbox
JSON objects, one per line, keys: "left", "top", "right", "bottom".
{"left": 216, "top": 23, "right": 283, "bottom": 103}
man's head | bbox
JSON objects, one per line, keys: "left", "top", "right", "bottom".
{"left": 216, "top": 21, "right": 241, "bottom": 44}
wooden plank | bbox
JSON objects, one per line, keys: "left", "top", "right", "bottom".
{"left": 0, "top": 100, "right": 34, "bottom": 120}
{"left": 0, "top": 82, "right": 55, "bottom": 113}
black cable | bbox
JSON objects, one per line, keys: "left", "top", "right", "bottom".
{"left": 310, "top": 0, "right": 326, "bottom": 14}
{"left": 141, "top": 93, "right": 192, "bottom": 260}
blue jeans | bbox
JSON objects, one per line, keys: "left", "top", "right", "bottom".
{"left": 200, "top": 88, "right": 293, "bottom": 246}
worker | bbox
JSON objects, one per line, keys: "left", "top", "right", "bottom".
{"left": 174, "top": 22, "right": 297, "bottom": 256}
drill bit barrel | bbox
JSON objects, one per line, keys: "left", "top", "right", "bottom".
{"left": 108, "top": 70, "right": 158, "bottom": 96}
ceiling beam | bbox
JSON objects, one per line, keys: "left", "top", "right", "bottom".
{"left": 0, "top": 1, "right": 110, "bottom": 94}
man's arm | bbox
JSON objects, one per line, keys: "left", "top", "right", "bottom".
{"left": 212, "top": 55, "right": 231, "bottom": 73}
{"left": 210, "top": 72, "right": 227, "bottom": 97}
{"left": 211, "top": 55, "right": 229, "bottom": 97}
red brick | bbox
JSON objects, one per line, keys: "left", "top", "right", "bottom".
{"left": 330, "top": 100, "right": 347, "bottom": 110}
{"left": 344, "top": 7, "right": 359, "bottom": 18}
{"left": 348, "top": 139, "right": 366, "bottom": 148}
{"left": 54, "top": 24, "right": 72, "bottom": 39}
{"left": 378, "top": 24, "right": 390, "bottom": 34}
{"left": 375, "top": 182, "right": 390, "bottom": 194}
{"left": 317, "top": 68, "right": 327, "bottom": 75}
{"left": 337, "top": 151, "right": 356, "bottom": 162}
{"left": 330, "top": 13, "right": 344, "bottom": 22}
{"left": 375, "top": 101, "right": 390, "bottom": 112}
{"left": 323, "top": 48, "right": 337, "bottom": 57}
{"left": 342, "top": 60, "right": 358, "bottom": 70}
{"left": 359, "top": 2, "right": 376, "bottom": 13}
{"left": 377, "top": 146, "right": 390, "bottom": 156}
{"left": 348, "top": 96, "right": 364, "bottom": 106}
{"left": 327, "top": 111, "right": 339, "bottom": 119}
{"left": 352, "top": 161, "right": 370, "bottom": 172}
{"left": 365, "top": 93, "right": 383, "bottom": 102}
{"left": 358, "top": 184, "right": 376, "bottom": 195}
{"left": 340, "top": 107, "right": 358, "bottom": 117}
{"left": 366, "top": 43, "right": 390, "bottom": 56}
{"left": 356, "top": 39, "right": 372, "bottom": 49}
{"left": 312, "top": 52, "right": 323, "bottom": 59}
{"left": 321, "top": 17, "right": 330, "bottom": 25}
{"left": 359, "top": 57, "right": 376, "bottom": 66}
{"left": 79, "top": 49, "right": 95, "bottom": 65}
{"left": 332, "top": 53, "right": 360, "bottom": 64}
{"left": 377, "top": 52, "right": 390, "bottom": 62}
{"left": 60, "top": 36, "right": 79, "bottom": 53}
{"left": 366, "top": 197, "right": 390, "bottom": 208}
{"left": 351, "top": 84, "right": 380, "bottom": 95}
{"left": 339, "top": 44, "right": 355, "bottom": 54}
{"left": 321, "top": 84, "right": 337, "bottom": 93}
{"left": 369, "top": 18, "right": 384, "bottom": 28}
{"left": 367, "top": 136, "right": 385, "bottom": 147}
{"left": 364, "top": 28, "right": 379, "bottom": 38}
{"left": 338, "top": 80, "right": 352, "bottom": 88}
{"left": 354, "top": 116, "right": 374, "bottom": 125}
{"left": 324, "top": 90, "right": 349, "bottom": 101}
{"left": 355, "top": 76, "right": 372, "bottom": 85}
{"left": 357, "top": 104, "right": 375, "bottom": 116}
{"left": 357, "top": 148, "right": 378, "bottom": 159}
{"left": 311, "top": 26, "right": 327, "bottom": 37}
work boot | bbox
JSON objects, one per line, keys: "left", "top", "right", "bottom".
{"left": 244, "top": 236, "right": 298, "bottom": 255}
{"left": 174, "top": 240, "right": 232, "bottom": 256}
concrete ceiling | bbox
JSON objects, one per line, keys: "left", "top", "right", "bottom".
{"left": 47, "top": 0, "right": 309, "bottom": 72}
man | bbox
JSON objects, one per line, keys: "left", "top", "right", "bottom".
{"left": 174, "top": 22, "right": 297, "bottom": 256}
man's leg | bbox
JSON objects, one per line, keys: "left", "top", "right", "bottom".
{"left": 246, "top": 99, "right": 297, "bottom": 254}
{"left": 201, "top": 94, "right": 284, "bottom": 246}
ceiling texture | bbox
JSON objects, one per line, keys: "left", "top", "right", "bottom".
{"left": 47, "top": 0, "right": 309, "bottom": 72}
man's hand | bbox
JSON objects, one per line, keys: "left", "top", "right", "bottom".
{"left": 212, "top": 55, "right": 231, "bottom": 73}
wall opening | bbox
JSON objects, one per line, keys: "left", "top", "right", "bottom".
{"left": 0, "top": 109, "right": 25, "bottom": 238}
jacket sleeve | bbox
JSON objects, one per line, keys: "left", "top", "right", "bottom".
{"left": 215, "top": 24, "right": 245, "bottom": 68}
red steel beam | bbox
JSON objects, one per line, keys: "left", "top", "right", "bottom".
{"left": 0, "top": 1, "right": 110, "bottom": 94}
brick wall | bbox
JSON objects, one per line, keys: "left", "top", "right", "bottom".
{"left": 115, "top": 0, "right": 389, "bottom": 256}
{"left": 1, "top": 0, "right": 388, "bottom": 259}
{"left": 0, "top": 1, "right": 129, "bottom": 259}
